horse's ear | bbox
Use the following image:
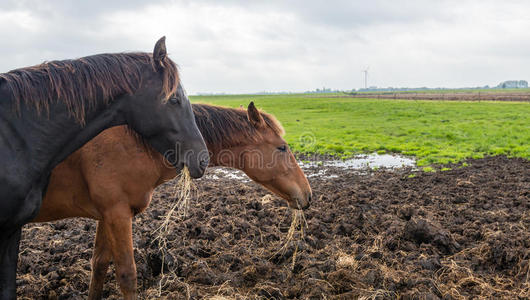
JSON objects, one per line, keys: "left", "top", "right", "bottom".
{"left": 153, "top": 36, "right": 167, "bottom": 68}
{"left": 247, "top": 101, "right": 265, "bottom": 128}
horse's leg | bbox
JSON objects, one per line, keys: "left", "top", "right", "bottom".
{"left": 0, "top": 181, "right": 46, "bottom": 300}
{"left": 88, "top": 221, "right": 112, "bottom": 300}
{"left": 103, "top": 208, "right": 136, "bottom": 300}
{"left": 0, "top": 228, "right": 21, "bottom": 300}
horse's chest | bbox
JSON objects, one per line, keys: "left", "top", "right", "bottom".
{"left": 131, "top": 193, "right": 154, "bottom": 216}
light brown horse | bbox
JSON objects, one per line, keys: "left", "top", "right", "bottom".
{"left": 31, "top": 102, "right": 311, "bottom": 299}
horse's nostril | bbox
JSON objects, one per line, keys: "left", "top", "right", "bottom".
{"left": 199, "top": 158, "right": 209, "bottom": 168}
{"left": 300, "top": 193, "right": 311, "bottom": 209}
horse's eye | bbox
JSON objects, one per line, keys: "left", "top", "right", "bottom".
{"left": 277, "top": 145, "right": 287, "bottom": 152}
{"left": 169, "top": 97, "right": 180, "bottom": 105}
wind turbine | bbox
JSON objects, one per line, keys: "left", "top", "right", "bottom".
{"left": 362, "top": 66, "right": 369, "bottom": 89}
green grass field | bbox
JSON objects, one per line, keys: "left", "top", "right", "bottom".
{"left": 191, "top": 94, "right": 530, "bottom": 166}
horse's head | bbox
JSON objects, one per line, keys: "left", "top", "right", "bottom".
{"left": 209, "top": 102, "right": 311, "bottom": 209}
{"left": 125, "top": 37, "right": 208, "bottom": 178}
{"left": 242, "top": 102, "right": 311, "bottom": 209}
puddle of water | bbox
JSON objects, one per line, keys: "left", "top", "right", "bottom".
{"left": 307, "top": 169, "right": 339, "bottom": 179}
{"left": 300, "top": 153, "right": 416, "bottom": 170}
{"left": 205, "top": 168, "right": 250, "bottom": 182}
{"left": 202, "top": 154, "right": 415, "bottom": 182}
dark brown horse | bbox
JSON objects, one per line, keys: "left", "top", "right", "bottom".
{"left": 32, "top": 102, "right": 311, "bottom": 299}
{"left": 0, "top": 37, "right": 207, "bottom": 299}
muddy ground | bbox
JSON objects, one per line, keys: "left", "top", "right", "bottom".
{"left": 17, "top": 156, "right": 529, "bottom": 299}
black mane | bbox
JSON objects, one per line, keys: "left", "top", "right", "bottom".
{"left": 0, "top": 52, "right": 178, "bottom": 123}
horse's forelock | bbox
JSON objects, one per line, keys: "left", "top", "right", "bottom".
{"left": 155, "top": 55, "right": 179, "bottom": 101}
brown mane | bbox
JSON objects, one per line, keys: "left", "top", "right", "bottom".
{"left": 192, "top": 103, "right": 284, "bottom": 153}
{"left": 0, "top": 52, "right": 178, "bottom": 123}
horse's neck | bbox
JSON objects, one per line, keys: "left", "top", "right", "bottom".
{"left": 45, "top": 100, "right": 126, "bottom": 173}
{"left": 208, "top": 146, "right": 244, "bottom": 169}
{"left": 155, "top": 144, "right": 244, "bottom": 184}
{"left": 0, "top": 93, "right": 125, "bottom": 179}
{"left": 155, "top": 130, "right": 248, "bottom": 182}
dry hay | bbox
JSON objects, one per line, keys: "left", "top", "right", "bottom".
{"left": 150, "top": 166, "right": 196, "bottom": 297}
{"left": 271, "top": 208, "right": 308, "bottom": 270}
{"left": 434, "top": 239, "right": 530, "bottom": 299}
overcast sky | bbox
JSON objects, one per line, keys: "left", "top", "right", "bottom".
{"left": 1, "top": 0, "right": 529, "bottom": 94}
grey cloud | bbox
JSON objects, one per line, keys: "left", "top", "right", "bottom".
{"left": 1, "top": 0, "right": 529, "bottom": 93}
{"left": 188, "top": 0, "right": 456, "bottom": 28}
{"left": 0, "top": 0, "right": 156, "bottom": 18}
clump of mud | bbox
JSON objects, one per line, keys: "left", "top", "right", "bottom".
{"left": 18, "top": 156, "right": 530, "bottom": 299}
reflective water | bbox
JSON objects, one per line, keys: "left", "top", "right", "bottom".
{"left": 306, "top": 169, "right": 339, "bottom": 179}
{"left": 205, "top": 168, "right": 250, "bottom": 182}
{"left": 300, "top": 153, "right": 416, "bottom": 170}
{"left": 203, "top": 154, "right": 415, "bottom": 182}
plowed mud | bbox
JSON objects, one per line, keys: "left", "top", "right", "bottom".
{"left": 17, "top": 156, "right": 530, "bottom": 299}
